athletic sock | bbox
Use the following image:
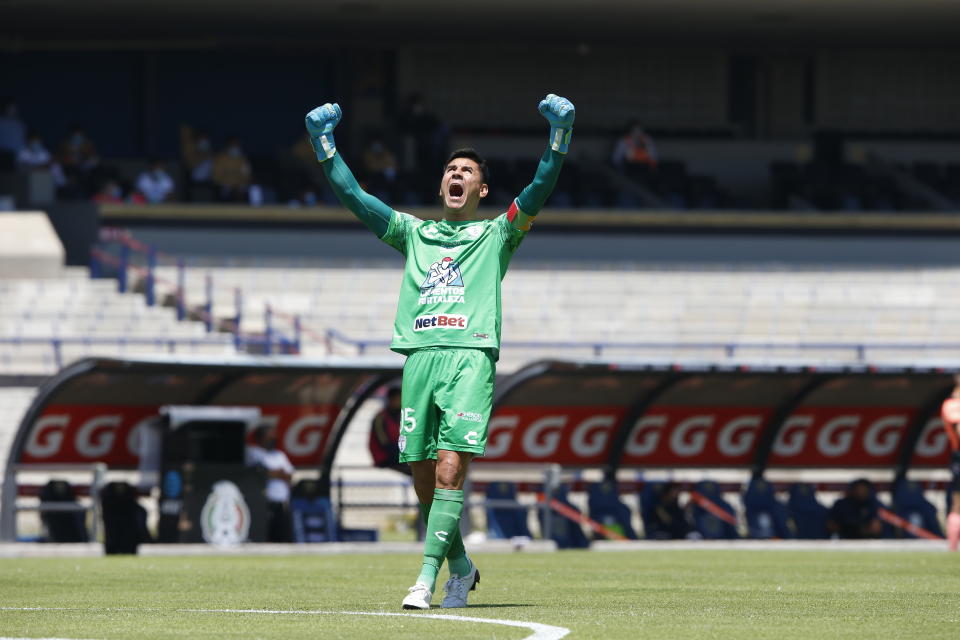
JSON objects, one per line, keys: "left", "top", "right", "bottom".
{"left": 416, "top": 489, "right": 464, "bottom": 591}
{"left": 947, "top": 512, "right": 960, "bottom": 552}
{"left": 418, "top": 499, "right": 469, "bottom": 575}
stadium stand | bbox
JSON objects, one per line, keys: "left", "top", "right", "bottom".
{"left": 0, "top": 268, "right": 233, "bottom": 375}
{"left": 141, "top": 261, "right": 960, "bottom": 372}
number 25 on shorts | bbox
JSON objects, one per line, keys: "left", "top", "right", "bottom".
{"left": 402, "top": 408, "right": 417, "bottom": 433}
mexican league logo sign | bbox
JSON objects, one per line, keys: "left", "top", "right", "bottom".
{"left": 200, "top": 480, "right": 251, "bottom": 546}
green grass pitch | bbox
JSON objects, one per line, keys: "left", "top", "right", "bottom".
{"left": 1, "top": 550, "right": 958, "bottom": 639}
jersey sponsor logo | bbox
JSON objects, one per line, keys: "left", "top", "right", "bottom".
{"left": 398, "top": 435, "right": 407, "bottom": 453}
{"left": 434, "top": 530, "right": 449, "bottom": 542}
{"left": 457, "top": 411, "right": 484, "bottom": 423}
{"left": 419, "top": 257, "right": 466, "bottom": 304}
{"left": 464, "top": 431, "right": 480, "bottom": 445}
{"left": 413, "top": 313, "right": 468, "bottom": 331}
{"left": 472, "top": 332, "right": 488, "bottom": 340}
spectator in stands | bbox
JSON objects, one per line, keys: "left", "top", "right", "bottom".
{"left": 827, "top": 479, "right": 882, "bottom": 539}
{"left": 212, "top": 136, "right": 252, "bottom": 202}
{"left": 92, "top": 179, "right": 124, "bottom": 204}
{"left": 16, "top": 131, "right": 53, "bottom": 170}
{"left": 57, "top": 125, "right": 99, "bottom": 198}
{"left": 179, "top": 125, "right": 214, "bottom": 189}
{"left": 362, "top": 137, "right": 399, "bottom": 200}
{"left": 0, "top": 99, "right": 26, "bottom": 163}
{"left": 285, "top": 136, "right": 330, "bottom": 206}
{"left": 246, "top": 424, "right": 294, "bottom": 543}
{"left": 645, "top": 482, "right": 692, "bottom": 540}
{"left": 612, "top": 120, "right": 658, "bottom": 171}
{"left": 398, "top": 93, "right": 448, "bottom": 203}
{"left": 135, "top": 159, "right": 175, "bottom": 204}
{"left": 369, "top": 386, "right": 409, "bottom": 474}
{"left": 58, "top": 125, "right": 99, "bottom": 173}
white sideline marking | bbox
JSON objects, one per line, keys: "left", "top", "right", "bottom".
{"left": 0, "top": 607, "right": 571, "bottom": 640}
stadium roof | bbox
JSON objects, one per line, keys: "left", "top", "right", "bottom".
{"left": 3, "top": 0, "right": 960, "bottom": 46}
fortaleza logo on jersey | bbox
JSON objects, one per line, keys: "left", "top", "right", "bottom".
{"left": 419, "top": 257, "right": 465, "bottom": 304}
{"left": 413, "top": 314, "right": 468, "bottom": 331}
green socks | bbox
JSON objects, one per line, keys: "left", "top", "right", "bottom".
{"left": 416, "top": 489, "right": 465, "bottom": 591}
{"left": 418, "top": 500, "right": 470, "bottom": 577}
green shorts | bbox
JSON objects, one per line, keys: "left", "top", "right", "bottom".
{"left": 398, "top": 347, "right": 495, "bottom": 463}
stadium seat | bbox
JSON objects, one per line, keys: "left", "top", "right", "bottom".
{"left": 638, "top": 481, "right": 692, "bottom": 540}
{"left": 484, "top": 481, "right": 532, "bottom": 540}
{"left": 891, "top": 479, "right": 943, "bottom": 539}
{"left": 691, "top": 480, "right": 738, "bottom": 540}
{"left": 538, "top": 484, "right": 590, "bottom": 549}
{"left": 787, "top": 483, "right": 829, "bottom": 539}
{"left": 863, "top": 482, "right": 896, "bottom": 539}
{"left": 742, "top": 477, "right": 792, "bottom": 539}
{"left": 38, "top": 479, "right": 88, "bottom": 543}
{"left": 291, "top": 480, "right": 337, "bottom": 543}
{"left": 639, "top": 481, "right": 666, "bottom": 537}
{"left": 99, "top": 481, "right": 151, "bottom": 554}
{"left": 587, "top": 480, "right": 637, "bottom": 540}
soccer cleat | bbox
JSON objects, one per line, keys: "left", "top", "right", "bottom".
{"left": 402, "top": 583, "right": 433, "bottom": 610}
{"left": 440, "top": 565, "right": 480, "bottom": 608}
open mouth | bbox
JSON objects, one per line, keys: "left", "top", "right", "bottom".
{"left": 448, "top": 182, "right": 464, "bottom": 198}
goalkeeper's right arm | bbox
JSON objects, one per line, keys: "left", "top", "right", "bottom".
{"left": 305, "top": 103, "right": 392, "bottom": 238}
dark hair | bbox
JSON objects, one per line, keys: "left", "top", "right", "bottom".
{"left": 444, "top": 148, "right": 489, "bottom": 185}
{"left": 253, "top": 424, "right": 273, "bottom": 444}
{"left": 386, "top": 386, "right": 401, "bottom": 399}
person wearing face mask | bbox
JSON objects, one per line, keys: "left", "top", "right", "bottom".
{"left": 92, "top": 179, "right": 124, "bottom": 204}
{"left": 59, "top": 125, "right": 99, "bottom": 171}
{"left": 135, "top": 159, "right": 175, "bottom": 204}
{"left": 179, "top": 125, "right": 214, "bottom": 188}
{"left": 16, "top": 132, "right": 52, "bottom": 170}
{"left": 212, "top": 135, "right": 252, "bottom": 202}
{"left": 246, "top": 424, "right": 295, "bottom": 543}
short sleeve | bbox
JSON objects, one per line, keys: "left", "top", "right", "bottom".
{"left": 380, "top": 211, "right": 418, "bottom": 254}
{"left": 496, "top": 212, "right": 527, "bottom": 255}
{"left": 280, "top": 452, "right": 295, "bottom": 474}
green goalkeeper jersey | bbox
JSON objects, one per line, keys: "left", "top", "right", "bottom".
{"left": 381, "top": 212, "right": 526, "bottom": 361}
{"left": 319, "top": 146, "right": 565, "bottom": 360}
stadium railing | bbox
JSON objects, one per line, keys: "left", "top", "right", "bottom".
{"left": 0, "top": 336, "right": 243, "bottom": 371}
{"left": 8, "top": 462, "right": 107, "bottom": 542}
{"left": 89, "top": 230, "right": 306, "bottom": 355}
{"left": 324, "top": 328, "right": 960, "bottom": 363}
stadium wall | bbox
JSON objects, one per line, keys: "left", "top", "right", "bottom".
{"left": 100, "top": 221, "right": 960, "bottom": 266}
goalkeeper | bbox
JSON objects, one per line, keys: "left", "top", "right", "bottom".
{"left": 305, "top": 94, "right": 574, "bottom": 609}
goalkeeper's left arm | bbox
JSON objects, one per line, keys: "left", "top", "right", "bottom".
{"left": 508, "top": 94, "right": 575, "bottom": 231}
